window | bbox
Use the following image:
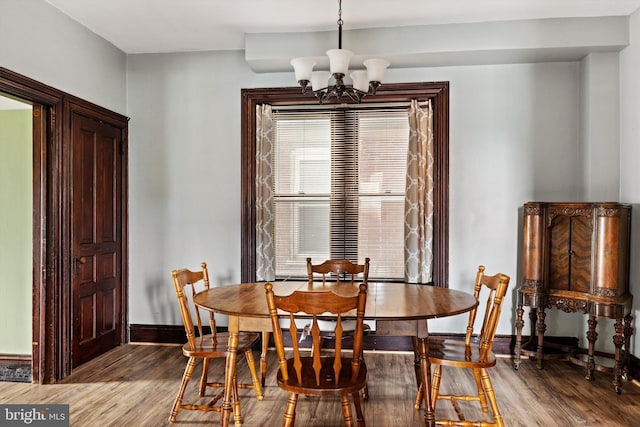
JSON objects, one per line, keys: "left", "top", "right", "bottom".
{"left": 272, "top": 107, "right": 409, "bottom": 279}
{"left": 241, "top": 83, "right": 449, "bottom": 286}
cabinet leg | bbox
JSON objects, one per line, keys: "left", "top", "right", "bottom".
{"left": 513, "top": 295, "right": 524, "bottom": 370}
{"left": 535, "top": 309, "right": 546, "bottom": 369}
{"left": 612, "top": 318, "right": 625, "bottom": 394}
{"left": 622, "top": 315, "right": 634, "bottom": 382}
{"left": 585, "top": 315, "right": 597, "bottom": 381}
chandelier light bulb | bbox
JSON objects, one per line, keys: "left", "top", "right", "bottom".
{"left": 311, "top": 71, "right": 332, "bottom": 92}
{"left": 291, "top": 57, "right": 317, "bottom": 86}
{"left": 364, "top": 58, "right": 390, "bottom": 84}
{"left": 350, "top": 70, "right": 370, "bottom": 93}
{"left": 326, "top": 49, "right": 354, "bottom": 76}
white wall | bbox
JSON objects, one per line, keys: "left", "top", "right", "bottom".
{"left": 1, "top": 0, "right": 127, "bottom": 114}
{"left": 127, "top": 51, "right": 257, "bottom": 325}
{"left": 581, "top": 53, "right": 621, "bottom": 201}
{"left": 620, "top": 8, "right": 640, "bottom": 357}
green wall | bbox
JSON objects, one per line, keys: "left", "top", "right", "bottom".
{"left": 0, "top": 108, "right": 32, "bottom": 355}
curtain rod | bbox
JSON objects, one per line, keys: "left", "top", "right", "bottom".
{"left": 271, "top": 100, "right": 429, "bottom": 112}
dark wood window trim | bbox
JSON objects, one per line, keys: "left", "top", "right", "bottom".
{"left": 241, "top": 82, "right": 450, "bottom": 286}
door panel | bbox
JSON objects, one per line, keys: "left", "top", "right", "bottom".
{"left": 72, "top": 113, "right": 123, "bottom": 368}
{"left": 548, "top": 214, "right": 592, "bottom": 294}
{"left": 549, "top": 216, "right": 570, "bottom": 291}
{"left": 569, "top": 216, "right": 592, "bottom": 293}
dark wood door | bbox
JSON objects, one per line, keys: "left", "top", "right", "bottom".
{"left": 71, "top": 113, "right": 123, "bottom": 367}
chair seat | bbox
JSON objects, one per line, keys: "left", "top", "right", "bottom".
{"left": 427, "top": 338, "right": 497, "bottom": 368}
{"left": 182, "top": 331, "right": 260, "bottom": 358}
{"left": 277, "top": 357, "right": 367, "bottom": 396}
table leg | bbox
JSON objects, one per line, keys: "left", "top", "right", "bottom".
{"left": 415, "top": 320, "right": 435, "bottom": 427}
{"left": 411, "top": 336, "right": 421, "bottom": 389}
{"left": 261, "top": 331, "right": 270, "bottom": 387}
{"left": 417, "top": 337, "right": 435, "bottom": 427}
{"left": 222, "top": 315, "right": 240, "bottom": 427}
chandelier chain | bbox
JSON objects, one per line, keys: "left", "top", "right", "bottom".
{"left": 337, "top": 0, "right": 343, "bottom": 49}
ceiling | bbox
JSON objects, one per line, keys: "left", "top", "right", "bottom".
{"left": 44, "top": 0, "right": 640, "bottom": 54}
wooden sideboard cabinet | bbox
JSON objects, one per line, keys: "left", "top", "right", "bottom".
{"left": 513, "top": 202, "right": 633, "bottom": 393}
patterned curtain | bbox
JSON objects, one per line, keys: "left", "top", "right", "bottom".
{"left": 404, "top": 99, "right": 434, "bottom": 283}
{"left": 255, "top": 104, "right": 275, "bottom": 281}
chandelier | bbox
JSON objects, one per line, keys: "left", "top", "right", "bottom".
{"left": 290, "top": 0, "right": 390, "bottom": 103}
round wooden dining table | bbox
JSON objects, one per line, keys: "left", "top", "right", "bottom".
{"left": 194, "top": 280, "right": 477, "bottom": 427}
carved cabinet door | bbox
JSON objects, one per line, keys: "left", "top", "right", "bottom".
{"left": 547, "top": 209, "right": 592, "bottom": 294}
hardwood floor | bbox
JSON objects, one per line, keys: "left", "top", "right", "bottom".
{"left": 0, "top": 344, "right": 638, "bottom": 426}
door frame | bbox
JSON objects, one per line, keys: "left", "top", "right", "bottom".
{"left": 0, "top": 67, "right": 129, "bottom": 383}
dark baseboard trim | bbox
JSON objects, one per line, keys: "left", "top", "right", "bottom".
{"left": 0, "top": 354, "right": 31, "bottom": 363}
{"left": 129, "top": 324, "right": 187, "bottom": 344}
{"left": 128, "top": 324, "right": 639, "bottom": 378}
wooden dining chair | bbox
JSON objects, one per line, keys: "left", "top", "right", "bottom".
{"left": 169, "top": 262, "right": 263, "bottom": 423}
{"left": 305, "top": 257, "right": 371, "bottom": 398}
{"left": 304, "top": 258, "right": 371, "bottom": 342}
{"left": 414, "top": 265, "right": 510, "bottom": 427}
{"left": 265, "top": 281, "right": 369, "bottom": 427}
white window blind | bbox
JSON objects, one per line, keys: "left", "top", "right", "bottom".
{"left": 272, "top": 106, "right": 409, "bottom": 280}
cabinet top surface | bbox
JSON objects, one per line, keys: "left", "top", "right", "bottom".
{"left": 525, "top": 202, "right": 631, "bottom": 208}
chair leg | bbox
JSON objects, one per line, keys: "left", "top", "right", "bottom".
{"left": 340, "top": 395, "right": 355, "bottom": 427}
{"left": 169, "top": 357, "right": 197, "bottom": 422}
{"left": 199, "top": 357, "right": 210, "bottom": 397}
{"left": 244, "top": 349, "right": 263, "bottom": 400}
{"left": 352, "top": 392, "right": 366, "bottom": 427}
{"left": 431, "top": 365, "right": 442, "bottom": 409}
{"left": 359, "top": 354, "right": 369, "bottom": 400}
{"left": 360, "top": 383, "right": 369, "bottom": 400}
{"left": 261, "top": 331, "right": 270, "bottom": 387}
{"left": 232, "top": 375, "right": 242, "bottom": 427}
{"left": 414, "top": 382, "right": 423, "bottom": 409}
{"left": 283, "top": 393, "right": 298, "bottom": 427}
{"left": 480, "top": 368, "right": 504, "bottom": 427}
{"left": 472, "top": 368, "right": 489, "bottom": 412}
